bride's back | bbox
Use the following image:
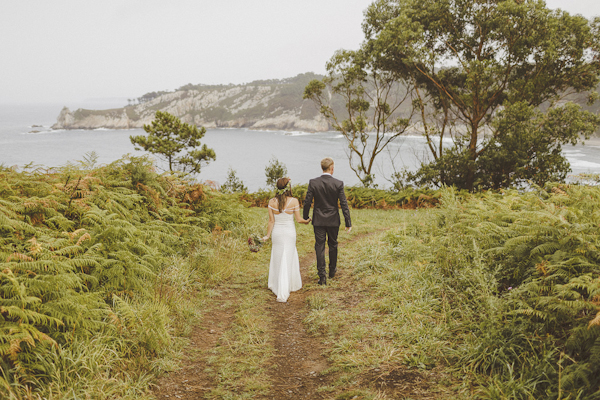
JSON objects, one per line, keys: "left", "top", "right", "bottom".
{"left": 268, "top": 197, "right": 299, "bottom": 215}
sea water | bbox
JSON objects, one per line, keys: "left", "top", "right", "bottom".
{"left": 1, "top": 103, "right": 600, "bottom": 191}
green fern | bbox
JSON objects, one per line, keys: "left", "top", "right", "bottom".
{"left": 0, "top": 155, "right": 249, "bottom": 396}
{"left": 402, "top": 184, "right": 600, "bottom": 398}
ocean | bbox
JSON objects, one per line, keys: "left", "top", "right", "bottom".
{"left": 1, "top": 103, "right": 600, "bottom": 191}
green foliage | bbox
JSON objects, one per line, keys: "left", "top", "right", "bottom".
{"left": 136, "top": 90, "right": 171, "bottom": 104}
{"left": 130, "top": 110, "right": 216, "bottom": 174}
{"left": 221, "top": 167, "right": 248, "bottom": 193}
{"left": 344, "top": 186, "right": 440, "bottom": 209}
{"left": 355, "top": 0, "right": 600, "bottom": 190}
{"left": 77, "top": 150, "right": 100, "bottom": 170}
{"left": 409, "top": 102, "right": 600, "bottom": 189}
{"left": 304, "top": 48, "right": 414, "bottom": 187}
{"left": 239, "top": 184, "right": 307, "bottom": 207}
{"left": 0, "top": 155, "right": 248, "bottom": 398}
{"left": 384, "top": 185, "right": 600, "bottom": 398}
{"left": 264, "top": 157, "right": 288, "bottom": 189}
{"left": 323, "top": 185, "right": 600, "bottom": 397}
{"left": 241, "top": 184, "right": 440, "bottom": 209}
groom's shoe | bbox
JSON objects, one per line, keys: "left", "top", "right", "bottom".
{"left": 328, "top": 267, "right": 337, "bottom": 279}
{"left": 318, "top": 277, "right": 327, "bottom": 285}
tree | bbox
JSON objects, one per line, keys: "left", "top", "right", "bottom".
{"left": 360, "top": 0, "right": 600, "bottom": 190}
{"left": 221, "top": 167, "right": 248, "bottom": 193}
{"left": 130, "top": 111, "right": 216, "bottom": 175}
{"left": 265, "top": 157, "right": 287, "bottom": 188}
{"left": 304, "top": 48, "right": 414, "bottom": 187}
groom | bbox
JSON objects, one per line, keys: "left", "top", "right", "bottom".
{"left": 303, "top": 157, "right": 352, "bottom": 285}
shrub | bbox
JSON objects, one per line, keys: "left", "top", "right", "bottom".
{"left": 264, "top": 157, "right": 287, "bottom": 189}
{"left": 399, "top": 185, "right": 600, "bottom": 398}
{"left": 221, "top": 167, "right": 248, "bottom": 193}
{"left": 0, "top": 155, "right": 248, "bottom": 397}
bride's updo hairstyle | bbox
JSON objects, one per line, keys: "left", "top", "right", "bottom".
{"left": 275, "top": 177, "right": 293, "bottom": 213}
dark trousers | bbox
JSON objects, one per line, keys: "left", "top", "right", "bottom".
{"left": 314, "top": 225, "right": 339, "bottom": 278}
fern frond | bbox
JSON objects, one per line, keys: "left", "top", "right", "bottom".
{"left": 530, "top": 242, "right": 561, "bottom": 257}
{"left": 5, "top": 252, "right": 33, "bottom": 262}
{"left": 75, "top": 233, "right": 91, "bottom": 246}
{"left": 589, "top": 311, "right": 600, "bottom": 328}
{"left": 52, "top": 245, "right": 84, "bottom": 258}
{"left": 512, "top": 308, "right": 548, "bottom": 321}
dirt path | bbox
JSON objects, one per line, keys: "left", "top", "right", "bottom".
{"left": 260, "top": 251, "right": 330, "bottom": 399}
{"left": 152, "top": 234, "right": 359, "bottom": 399}
{"left": 152, "top": 289, "right": 237, "bottom": 400}
{"left": 261, "top": 229, "right": 456, "bottom": 400}
{"left": 152, "top": 229, "right": 445, "bottom": 399}
{"left": 260, "top": 231, "right": 387, "bottom": 399}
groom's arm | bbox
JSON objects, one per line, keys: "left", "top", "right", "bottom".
{"left": 338, "top": 182, "right": 351, "bottom": 228}
{"left": 303, "top": 181, "right": 314, "bottom": 220}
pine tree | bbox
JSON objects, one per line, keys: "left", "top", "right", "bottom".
{"left": 130, "top": 111, "right": 216, "bottom": 175}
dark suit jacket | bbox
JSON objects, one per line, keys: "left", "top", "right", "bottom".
{"left": 303, "top": 174, "right": 351, "bottom": 227}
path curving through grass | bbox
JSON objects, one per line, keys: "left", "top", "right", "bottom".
{"left": 153, "top": 208, "right": 460, "bottom": 399}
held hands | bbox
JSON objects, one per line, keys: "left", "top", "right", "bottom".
{"left": 262, "top": 236, "right": 269, "bottom": 242}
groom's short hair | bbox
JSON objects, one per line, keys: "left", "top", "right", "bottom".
{"left": 321, "top": 157, "right": 334, "bottom": 171}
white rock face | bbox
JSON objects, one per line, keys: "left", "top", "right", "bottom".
{"left": 252, "top": 113, "right": 329, "bottom": 131}
{"left": 52, "top": 107, "right": 76, "bottom": 129}
{"left": 52, "top": 82, "right": 331, "bottom": 132}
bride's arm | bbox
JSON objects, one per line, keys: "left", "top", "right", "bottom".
{"left": 263, "top": 200, "right": 275, "bottom": 241}
{"left": 293, "top": 198, "right": 311, "bottom": 224}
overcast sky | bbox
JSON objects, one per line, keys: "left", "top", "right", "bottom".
{"left": 1, "top": 0, "right": 599, "bottom": 105}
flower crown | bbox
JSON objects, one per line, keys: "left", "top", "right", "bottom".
{"left": 276, "top": 182, "right": 291, "bottom": 196}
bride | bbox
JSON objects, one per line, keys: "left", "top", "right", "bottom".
{"left": 262, "top": 177, "right": 311, "bottom": 302}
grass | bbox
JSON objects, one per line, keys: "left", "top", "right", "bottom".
{"left": 159, "top": 205, "right": 450, "bottom": 400}
{"left": 301, "top": 208, "right": 468, "bottom": 399}
{"left": 185, "top": 206, "right": 425, "bottom": 399}
{"left": 9, "top": 180, "right": 599, "bottom": 398}
{"left": 201, "top": 208, "right": 276, "bottom": 399}
{"left": 204, "top": 285, "right": 273, "bottom": 399}
{"left": 300, "top": 186, "right": 600, "bottom": 399}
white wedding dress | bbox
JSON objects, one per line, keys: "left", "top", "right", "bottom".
{"left": 268, "top": 201, "right": 302, "bottom": 302}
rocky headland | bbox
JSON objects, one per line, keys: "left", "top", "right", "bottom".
{"left": 52, "top": 73, "right": 600, "bottom": 135}
{"left": 52, "top": 73, "right": 331, "bottom": 132}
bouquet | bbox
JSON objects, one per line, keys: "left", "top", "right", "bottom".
{"left": 248, "top": 234, "right": 264, "bottom": 252}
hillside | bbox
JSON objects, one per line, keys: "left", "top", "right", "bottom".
{"left": 2, "top": 155, "right": 600, "bottom": 398}
{"left": 51, "top": 73, "right": 600, "bottom": 134}
{"left": 52, "top": 73, "right": 331, "bottom": 132}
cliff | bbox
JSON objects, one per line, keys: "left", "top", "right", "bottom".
{"left": 52, "top": 73, "right": 600, "bottom": 134}
{"left": 52, "top": 73, "right": 330, "bottom": 132}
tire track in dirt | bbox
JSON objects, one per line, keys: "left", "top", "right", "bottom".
{"left": 261, "top": 231, "right": 382, "bottom": 399}
{"left": 153, "top": 289, "right": 237, "bottom": 400}
{"left": 261, "top": 250, "right": 329, "bottom": 399}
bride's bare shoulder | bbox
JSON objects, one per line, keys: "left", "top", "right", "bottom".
{"left": 286, "top": 197, "right": 300, "bottom": 210}
{"left": 268, "top": 198, "right": 281, "bottom": 209}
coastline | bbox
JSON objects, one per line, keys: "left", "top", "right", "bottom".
{"left": 44, "top": 124, "right": 600, "bottom": 145}
{"left": 582, "top": 136, "right": 600, "bottom": 146}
